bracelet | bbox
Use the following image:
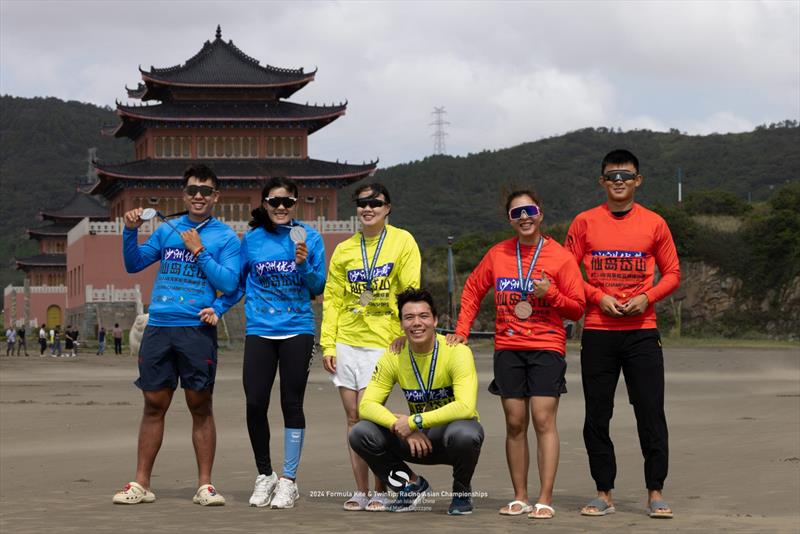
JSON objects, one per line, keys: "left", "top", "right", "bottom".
{"left": 193, "top": 246, "right": 205, "bottom": 256}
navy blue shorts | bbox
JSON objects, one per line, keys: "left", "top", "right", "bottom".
{"left": 135, "top": 325, "right": 218, "bottom": 391}
{"left": 489, "top": 349, "right": 567, "bottom": 398}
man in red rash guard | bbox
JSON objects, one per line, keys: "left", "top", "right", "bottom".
{"left": 451, "top": 190, "right": 585, "bottom": 519}
{"left": 565, "top": 149, "right": 680, "bottom": 519}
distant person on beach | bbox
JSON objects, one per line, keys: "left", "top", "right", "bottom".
{"left": 52, "top": 326, "right": 62, "bottom": 357}
{"left": 565, "top": 149, "right": 680, "bottom": 519}
{"left": 5, "top": 327, "right": 15, "bottom": 356}
{"left": 113, "top": 164, "right": 239, "bottom": 507}
{"left": 16, "top": 326, "right": 28, "bottom": 356}
{"left": 449, "top": 189, "right": 585, "bottom": 519}
{"left": 113, "top": 324, "right": 123, "bottom": 355}
{"left": 65, "top": 325, "right": 75, "bottom": 358}
{"left": 321, "top": 183, "right": 421, "bottom": 511}
{"left": 39, "top": 325, "right": 47, "bottom": 356}
{"left": 202, "top": 177, "right": 327, "bottom": 509}
{"left": 97, "top": 327, "right": 106, "bottom": 355}
{"left": 350, "top": 288, "right": 484, "bottom": 515}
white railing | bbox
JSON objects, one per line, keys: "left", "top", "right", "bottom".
{"left": 5, "top": 284, "right": 67, "bottom": 296}
{"left": 85, "top": 284, "right": 142, "bottom": 303}
{"left": 67, "top": 216, "right": 361, "bottom": 242}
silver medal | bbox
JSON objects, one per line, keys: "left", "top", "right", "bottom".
{"left": 289, "top": 225, "right": 307, "bottom": 244}
{"left": 514, "top": 300, "right": 533, "bottom": 320}
{"left": 359, "top": 290, "right": 374, "bottom": 306}
{"left": 140, "top": 208, "right": 157, "bottom": 221}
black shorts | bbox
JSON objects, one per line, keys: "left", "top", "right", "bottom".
{"left": 135, "top": 325, "right": 218, "bottom": 392}
{"left": 489, "top": 349, "right": 567, "bottom": 398}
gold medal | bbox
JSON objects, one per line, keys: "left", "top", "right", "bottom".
{"left": 359, "top": 290, "right": 374, "bottom": 306}
{"left": 514, "top": 300, "right": 533, "bottom": 320}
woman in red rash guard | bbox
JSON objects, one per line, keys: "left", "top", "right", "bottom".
{"left": 448, "top": 190, "right": 585, "bottom": 520}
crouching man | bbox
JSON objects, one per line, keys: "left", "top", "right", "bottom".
{"left": 349, "top": 288, "right": 484, "bottom": 515}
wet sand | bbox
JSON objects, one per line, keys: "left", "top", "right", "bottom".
{"left": 1, "top": 344, "right": 798, "bottom": 533}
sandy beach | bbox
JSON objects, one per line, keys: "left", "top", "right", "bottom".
{"left": 1, "top": 343, "right": 798, "bottom": 533}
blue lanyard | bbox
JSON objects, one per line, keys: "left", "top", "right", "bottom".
{"left": 360, "top": 227, "right": 387, "bottom": 291}
{"left": 516, "top": 237, "right": 544, "bottom": 298}
{"left": 408, "top": 338, "right": 439, "bottom": 406}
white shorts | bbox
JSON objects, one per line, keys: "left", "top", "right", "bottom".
{"left": 330, "top": 343, "right": 384, "bottom": 391}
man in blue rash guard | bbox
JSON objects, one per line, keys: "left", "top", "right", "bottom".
{"left": 112, "top": 164, "right": 240, "bottom": 507}
{"left": 203, "top": 177, "right": 326, "bottom": 509}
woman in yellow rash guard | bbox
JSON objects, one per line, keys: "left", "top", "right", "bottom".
{"left": 321, "top": 183, "right": 421, "bottom": 511}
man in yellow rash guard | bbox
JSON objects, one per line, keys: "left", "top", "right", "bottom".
{"left": 349, "top": 288, "right": 484, "bottom": 515}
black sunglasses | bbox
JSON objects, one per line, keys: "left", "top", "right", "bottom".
{"left": 603, "top": 170, "right": 638, "bottom": 182}
{"left": 356, "top": 198, "right": 387, "bottom": 209}
{"left": 184, "top": 185, "right": 217, "bottom": 197}
{"left": 265, "top": 196, "right": 297, "bottom": 209}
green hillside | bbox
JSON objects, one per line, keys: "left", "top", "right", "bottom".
{"left": 0, "top": 95, "right": 130, "bottom": 287}
{"left": 341, "top": 123, "right": 800, "bottom": 247}
{"left": 1, "top": 94, "right": 798, "bottom": 293}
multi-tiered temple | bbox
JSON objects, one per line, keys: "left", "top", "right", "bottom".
{"left": 4, "top": 27, "right": 376, "bottom": 335}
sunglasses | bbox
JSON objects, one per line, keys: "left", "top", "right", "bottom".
{"left": 184, "top": 185, "right": 217, "bottom": 197}
{"left": 508, "top": 204, "right": 540, "bottom": 220}
{"left": 265, "top": 196, "right": 297, "bottom": 209}
{"left": 603, "top": 170, "right": 638, "bottom": 182}
{"left": 356, "top": 198, "right": 387, "bottom": 209}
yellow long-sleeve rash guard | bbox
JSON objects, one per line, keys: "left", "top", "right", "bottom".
{"left": 320, "top": 225, "right": 421, "bottom": 354}
{"left": 359, "top": 334, "right": 480, "bottom": 430}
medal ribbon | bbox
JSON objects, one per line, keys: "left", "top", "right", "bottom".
{"left": 360, "top": 227, "right": 387, "bottom": 291}
{"left": 516, "top": 237, "right": 544, "bottom": 299}
{"left": 408, "top": 338, "right": 439, "bottom": 409}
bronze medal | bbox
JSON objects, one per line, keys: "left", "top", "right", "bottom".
{"left": 359, "top": 290, "right": 374, "bottom": 306}
{"left": 514, "top": 300, "right": 533, "bottom": 320}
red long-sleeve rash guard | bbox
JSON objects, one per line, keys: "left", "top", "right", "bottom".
{"left": 565, "top": 203, "right": 681, "bottom": 330}
{"left": 455, "top": 237, "right": 585, "bottom": 354}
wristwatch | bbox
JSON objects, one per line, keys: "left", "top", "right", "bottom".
{"left": 413, "top": 413, "right": 424, "bottom": 430}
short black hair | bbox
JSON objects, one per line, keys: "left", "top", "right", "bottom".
{"left": 182, "top": 164, "right": 219, "bottom": 188}
{"left": 249, "top": 176, "right": 300, "bottom": 232}
{"left": 396, "top": 287, "right": 438, "bottom": 318}
{"left": 352, "top": 182, "right": 391, "bottom": 205}
{"left": 601, "top": 149, "right": 639, "bottom": 174}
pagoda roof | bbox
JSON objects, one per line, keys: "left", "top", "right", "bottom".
{"left": 91, "top": 157, "right": 377, "bottom": 197}
{"left": 41, "top": 190, "right": 109, "bottom": 222}
{"left": 15, "top": 254, "right": 66, "bottom": 269}
{"left": 110, "top": 100, "right": 346, "bottom": 138}
{"left": 27, "top": 223, "right": 76, "bottom": 238}
{"left": 136, "top": 26, "right": 315, "bottom": 98}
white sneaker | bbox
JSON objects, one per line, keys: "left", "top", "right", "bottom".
{"left": 249, "top": 472, "right": 278, "bottom": 507}
{"left": 270, "top": 477, "right": 299, "bottom": 509}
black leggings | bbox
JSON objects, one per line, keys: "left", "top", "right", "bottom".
{"left": 243, "top": 334, "right": 315, "bottom": 476}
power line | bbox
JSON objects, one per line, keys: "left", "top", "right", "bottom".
{"left": 430, "top": 106, "right": 449, "bottom": 155}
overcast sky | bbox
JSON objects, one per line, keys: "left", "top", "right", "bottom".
{"left": 1, "top": 0, "right": 798, "bottom": 167}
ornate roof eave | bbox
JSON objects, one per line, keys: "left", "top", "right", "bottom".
{"left": 15, "top": 254, "right": 67, "bottom": 269}
{"left": 90, "top": 157, "right": 377, "bottom": 196}
{"left": 115, "top": 106, "right": 346, "bottom": 123}
{"left": 139, "top": 73, "right": 317, "bottom": 89}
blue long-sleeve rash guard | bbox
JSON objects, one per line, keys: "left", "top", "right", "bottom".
{"left": 212, "top": 222, "right": 326, "bottom": 336}
{"left": 123, "top": 216, "right": 240, "bottom": 327}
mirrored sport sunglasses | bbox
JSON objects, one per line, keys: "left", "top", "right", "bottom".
{"left": 508, "top": 204, "right": 540, "bottom": 220}
{"left": 356, "top": 198, "right": 387, "bottom": 209}
{"left": 603, "top": 170, "right": 639, "bottom": 182}
{"left": 184, "top": 185, "right": 217, "bottom": 197}
{"left": 265, "top": 196, "right": 297, "bottom": 209}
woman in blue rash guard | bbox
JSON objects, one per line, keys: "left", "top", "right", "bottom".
{"left": 203, "top": 177, "right": 326, "bottom": 509}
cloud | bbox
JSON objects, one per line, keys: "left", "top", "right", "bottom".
{"left": 1, "top": 0, "right": 797, "bottom": 166}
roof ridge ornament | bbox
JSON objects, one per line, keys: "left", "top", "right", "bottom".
{"left": 216, "top": 25, "right": 222, "bottom": 40}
